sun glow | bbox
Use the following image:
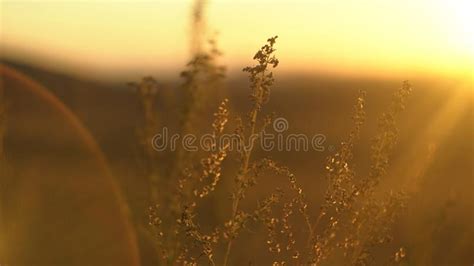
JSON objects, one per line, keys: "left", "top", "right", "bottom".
{"left": 1, "top": 0, "right": 472, "bottom": 80}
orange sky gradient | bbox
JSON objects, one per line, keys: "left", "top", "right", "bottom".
{"left": 1, "top": 0, "right": 473, "bottom": 81}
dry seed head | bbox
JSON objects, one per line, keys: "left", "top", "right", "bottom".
{"left": 394, "top": 247, "right": 406, "bottom": 262}
{"left": 243, "top": 35, "right": 279, "bottom": 121}
{"left": 212, "top": 98, "right": 229, "bottom": 135}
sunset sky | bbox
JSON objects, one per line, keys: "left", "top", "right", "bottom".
{"left": 1, "top": 0, "right": 473, "bottom": 81}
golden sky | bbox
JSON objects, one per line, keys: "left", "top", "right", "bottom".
{"left": 1, "top": 0, "right": 473, "bottom": 80}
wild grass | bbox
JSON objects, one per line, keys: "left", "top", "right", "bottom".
{"left": 132, "top": 30, "right": 414, "bottom": 264}
{"left": 128, "top": 1, "right": 417, "bottom": 265}
{"left": 130, "top": 76, "right": 161, "bottom": 203}
{"left": 0, "top": 1, "right": 471, "bottom": 264}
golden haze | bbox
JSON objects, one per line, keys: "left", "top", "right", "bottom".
{"left": 1, "top": 0, "right": 473, "bottom": 80}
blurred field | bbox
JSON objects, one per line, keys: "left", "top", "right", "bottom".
{"left": 0, "top": 60, "right": 472, "bottom": 265}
